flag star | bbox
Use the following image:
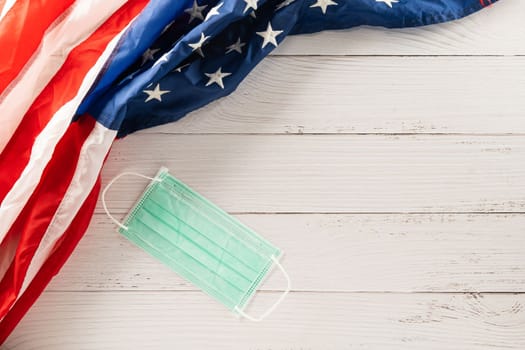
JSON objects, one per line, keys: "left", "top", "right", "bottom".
{"left": 141, "top": 48, "right": 160, "bottom": 65}
{"left": 184, "top": 0, "right": 207, "bottom": 23}
{"left": 173, "top": 63, "right": 191, "bottom": 73}
{"left": 195, "top": 48, "right": 205, "bottom": 57}
{"left": 256, "top": 23, "right": 283, "bottom": 49}
{"left": 243, "top": 0, "right": 258, "bottom": 13}
{"left": 276, "top": 0, "right": 296, "bottom": 10}
{"left": 205, "top": 67, "right": 231, "bottom": 89}
{"left": 205, "top": 2, "right": 222, "bottom": 21}
{"left": 188, "top": 33, "right": 210, "bottom": 57}
{"left": 376, "top": 0, "right": 398, "bottom": 7}
{"left": 225, "top": 38, "right": 246, "bottom": 54}
{"left": 309, "top": 0, "right": 337, "bottom": 14}
{"left": 143, "top": 84, "right": 170, "bottom": 102}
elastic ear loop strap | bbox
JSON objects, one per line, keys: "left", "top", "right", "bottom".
{"left": 102, "top": 172, "right": 161, "bottom": 231}
{"left": 234, "top": 255, "right": 291, "bottom": 322}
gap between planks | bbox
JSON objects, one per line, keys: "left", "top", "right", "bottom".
{"left": 42, "top": 290, "right": 525, "bottom": 295}
{"left": 145, "top": 132, "right": 525, "bottom": 136}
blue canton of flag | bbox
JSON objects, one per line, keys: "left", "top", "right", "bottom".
{"left": 80, "top": 0, "right": 495, "bottom": 137}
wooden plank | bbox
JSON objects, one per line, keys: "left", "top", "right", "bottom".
{"left": 49, "top": 213, "right": 525, "bottom": 292}
{"left": 139, "top": 57, "right": 525, "bottom": 135}
{"left": 6, "top": 292, "right": 525, "bottom": 349}
{"left": 273, "top": 0, "right": 525, "bottom": 56}
{"left": 99, "top": 134, "right": 525, "bottom": 214}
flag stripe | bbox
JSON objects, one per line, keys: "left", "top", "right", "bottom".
{"left": 0, "top": 116, "right": 97, "bottom": 318}
{"left": 0, "top": 0, "right": 147, "bottom": 326}
{"left": 0, "top": 1, "right": 153, "bottom": 338}
{"left": 0, "top": 0, "right": 129, "bottom": 153}
{"left": 0, "top": 0, "right": 75, "bottom": 95}
{"left": 0, "top": 179, "right": 101, "bottom": 344}
{"left": 0, "top": 0, "right": 148, "bottom": 250}
{"left": 20, "top": 122, "right": 116, "bottom": 297}
{"left": 5, "top": 0, "right": 179, "bottom": 293}
{"left": 0, "top": 0, "right": 133, "bottom": 201}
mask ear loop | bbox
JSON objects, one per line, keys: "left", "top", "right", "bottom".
{"left": 101, "top": 172, "right": 162, "bottom": 231}
{"left": 234, "top": 255, "right": 291, "bottom": 322}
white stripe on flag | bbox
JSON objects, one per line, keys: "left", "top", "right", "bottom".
{"left": 0, "top": 0, "right": 127, "bottom": 153}
{"left": 0, "top": 0, "right": 16, "bottom": 22}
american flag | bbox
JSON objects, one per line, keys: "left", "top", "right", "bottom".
{"left": 0, "top": 0, "right": 497, "bottom": 341}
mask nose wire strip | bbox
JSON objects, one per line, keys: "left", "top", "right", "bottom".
{"left": 102, "top": 172, "right": 162, "bottom": 231}
{"left": 234, "top": 255, "right": 291, "bottom": 322}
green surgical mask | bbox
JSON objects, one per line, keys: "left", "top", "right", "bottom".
{"left": 102, "top": 167, "right": 290, "bottom": 321}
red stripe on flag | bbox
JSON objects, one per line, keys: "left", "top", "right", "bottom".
{"left": 0, "top": 0, "right": 149, "bottom": 203}
{"left": 0, "top": 0, "right": 75, "bottom": 95}
{"left": 0, "top": 178, "right": 101, "bottom": 344}
{"left": 0, "top": 115, "right": 96, "bottom": 318}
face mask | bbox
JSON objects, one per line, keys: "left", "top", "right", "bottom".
{"left": 102, "top": 167, "right": 290, "bottom": 321}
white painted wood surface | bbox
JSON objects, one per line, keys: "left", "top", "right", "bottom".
{"left": 50, "top": 214, "right": 525, "bottom": 292}
{"left": 5, "top": 1, "right": 525, "bottom": 348}
{"left": 99, "top": 135, "right": 525, "bottom": 213}
{"left": 7, "top": 292, "right": 525, "bottom": 349}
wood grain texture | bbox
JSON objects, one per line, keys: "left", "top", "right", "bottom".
{"left": 139, "top": 57, "right": 525, "bottom": 135}
{"left": 48, "top": 213, "right": 525, "bottom": 292}
{"left": 273, "top": 0, "right": 525, "bottom": 56}
{"left": 6, "top": 292, "right": 525, "bottom": 349}
{"left": 100, "top": 134, "right": 525, "bottom": 214}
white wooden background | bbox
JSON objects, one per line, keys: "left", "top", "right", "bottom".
{"left": 5, "top": 1, "right": 525, "bottom": 348}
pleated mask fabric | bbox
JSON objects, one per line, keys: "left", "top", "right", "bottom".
{"left": 102, "top": 167, "right": 290, "bottom": 321}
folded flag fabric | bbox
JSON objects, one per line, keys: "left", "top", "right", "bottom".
{"left": 0, "top": 0, "right": 499, "bottom": 342}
